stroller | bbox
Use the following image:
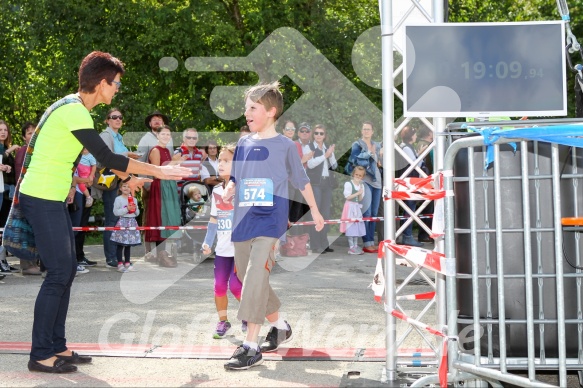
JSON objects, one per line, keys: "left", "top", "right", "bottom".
{"left": 178, "top": 180, "right": 211, "bottom": 261}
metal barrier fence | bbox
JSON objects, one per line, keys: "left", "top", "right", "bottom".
{"left": 422, "top": 133, "right": 583, "bottom": 387}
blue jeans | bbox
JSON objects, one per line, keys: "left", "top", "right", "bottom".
{"left": 362, "top": 183, "right": 381, "bottom": 246}
{"left": 403, "top": 200, "right": 417, "bottom": 237}
{"left": 310, "top": 182, "right": 332, "bottom": 251}
{"left": 102, "top": 189, "right": 118, "bottom": 265}
{"left": 68, "top": 192, "right": 84, "bottom": 230}
{"left": 20, "top": 193, "right": 77, "bottom": 361}
{"left": 0, "top": 184, "right": 15, "bottom": 211}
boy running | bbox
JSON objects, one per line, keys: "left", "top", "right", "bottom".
{"left": 223, "top": 82, "right": 324, "bottom": 370}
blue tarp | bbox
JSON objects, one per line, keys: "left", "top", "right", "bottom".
{"left": 464, "top": 124, "right": 583, "bottom": 169}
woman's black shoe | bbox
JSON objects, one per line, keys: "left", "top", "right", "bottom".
{"left": 55, "top": 351, "right": 92, "bottom": 364}
{"left": 28, "top": 359, "right": 78, "bottom": 373}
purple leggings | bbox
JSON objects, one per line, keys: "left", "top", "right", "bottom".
{"left": 214, "top": 255, "right": 242, "bottom": 298}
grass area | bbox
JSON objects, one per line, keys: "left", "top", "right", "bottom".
{"left": 84, "top": 232, "right": 103, "bottom": 245}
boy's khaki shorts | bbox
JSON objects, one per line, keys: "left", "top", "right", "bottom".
{"left": 234, "top": 236, "right": 281, "bottom": 324}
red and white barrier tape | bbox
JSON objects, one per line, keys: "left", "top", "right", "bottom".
{"left": 290, "top": 215, "right": 432, "bottom": 227}
{"left": 387, "top": 175, "right": 446, "bottom": 201}
{"left": 0, "top": 215, "right": 437, "bottom": 233}
{"left": 70, "top": 225, "right": 209, "bottom": 232}
{"left": 396, "top": 291, "right": 436, "bottom": 301}
{"left": 378, "top": 240, "right": 454, "bottom": 276}
{"left": 391, "top": 310, "right": 451, "bottom": 388}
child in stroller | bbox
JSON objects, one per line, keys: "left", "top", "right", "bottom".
{"left": 179, "top": 181, "right": 210, "bottom": 260}
{"left": 186, "top": 185, "right": 206, "bottom": 220}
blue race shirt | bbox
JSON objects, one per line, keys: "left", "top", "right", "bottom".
{"left": 231, "top": 134, "right": 309, "bottom": 242}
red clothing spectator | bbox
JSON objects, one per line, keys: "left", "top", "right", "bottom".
{"left": 175, "top": 143, "right": 203, "bottom": 181}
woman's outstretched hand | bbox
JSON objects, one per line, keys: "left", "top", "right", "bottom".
{"left": 157, "top": 165, "right": 192, "bottom": 180}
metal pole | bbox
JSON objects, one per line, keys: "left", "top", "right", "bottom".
{"left": 551, "top": 143, "right": 568, "bottom": 387}
{"left": 380, "top": 0, "right": 397, "bottom": 382}
{"left": 432, "top": 0, "right": 447, "bottom": 340}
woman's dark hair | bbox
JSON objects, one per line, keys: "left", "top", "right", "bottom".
{"left": 105, "top": 107, "right": 122, "bottom": 121}
{"left": 0, "top": 120, "right": 13, "bottom": 147}
{"left": 78, "top": 51, "right": 125, "bottom": 93}
{"left": 281, "top": 120, "right": 296, "bottom": 131}
{"left": 362, "top": 121, "right": 374, "bottom": 131}
{"left": 21, "top": 121, "right": 36, "bottom": 138}
{"left": 400, "top": 125, "right": 416, "bottom": 144}
{"left": 153, "top": 124, "right": 172, "bottom": 134}
{"left": 205, "top": 140, "right": 220, "bottom": 155}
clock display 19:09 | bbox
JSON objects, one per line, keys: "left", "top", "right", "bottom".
{"left": 462, "top": 61, "right": 543, "bottom": 80}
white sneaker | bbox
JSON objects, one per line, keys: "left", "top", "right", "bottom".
{"left": 76, "top": 265, "right": 89, "bottom": 274}
{"left": 85, "top": 196, "right": 94, "bottom": 208}
{"left": 117, "top": 264, "right": 126, "bottom": 273}
{"left": 348, "top": 247, "right": 360, "bottom": 255}
{"left": 124, "top": 264, "right": 137, "bottom": 272}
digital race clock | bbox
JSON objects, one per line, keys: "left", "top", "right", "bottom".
{"left": 404, "top": 22, "right": 566, "bottom": 117}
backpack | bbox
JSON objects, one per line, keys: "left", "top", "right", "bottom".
{"left": 280, "top": 233, "right": 309, "bottom": 257}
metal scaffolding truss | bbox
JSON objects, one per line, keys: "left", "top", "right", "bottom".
{"left": 379, "top": 0, "right": 447, "bottom": 383}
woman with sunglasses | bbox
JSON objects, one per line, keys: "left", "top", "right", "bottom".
{"left": 201, "top": 140, "right": 222, "bottom": 192}
{"left": 19, "top": 51, "right": 190, "bottom": 374}
{"left": 306, "top": 124, "right": 337, "bottom": 254}
{"left": 94, "top": 108, "right": 141, "bottom": 268}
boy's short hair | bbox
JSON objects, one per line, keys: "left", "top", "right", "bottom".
{"left": 244, "top": 81, "right": 283, "bottom": 119}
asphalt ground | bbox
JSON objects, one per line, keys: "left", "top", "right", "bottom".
{"left": 0, "top": 236, "right": 440, "bottom": 387}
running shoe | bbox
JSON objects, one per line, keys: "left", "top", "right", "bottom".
{"left": 348, "top": 247, "right": 360, "bottom": 255}
{"left": 78, "top": 258, "right": 97, "bottom": 267}
{"left": 259, "top": 321, "right": 293, "bottom": 352}
{"left": 124, "top": 264, "right": 137, "bottom": 272}
{"left": 213, "top": 320, "right": 232, "bottom": 339}
{"left": 224, "top": 345, "right": 263, "bottom": 370}
{"left": 76, "top": 265, "right": 89, "bottom": 274}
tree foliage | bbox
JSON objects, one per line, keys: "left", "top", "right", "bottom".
{"left": 0, "top": 0, "right": 381, "bottom": 146}
{"left": 0, "top": 0, "right": 582, "bottom": 146}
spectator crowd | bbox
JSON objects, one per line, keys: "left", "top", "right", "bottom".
{"left": 0, "top": 112, "right": 434, "bottom": 277}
